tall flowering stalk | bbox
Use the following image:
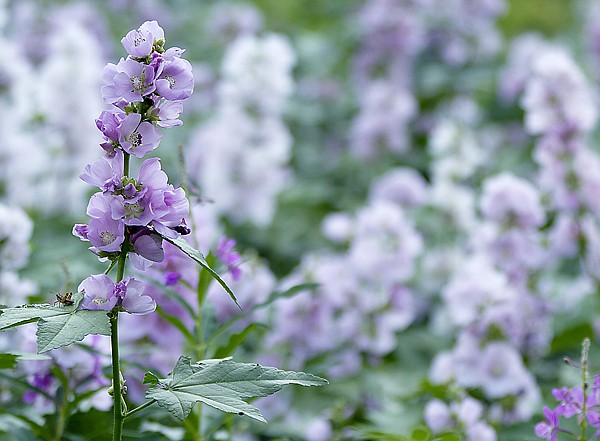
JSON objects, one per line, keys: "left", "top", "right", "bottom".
{"left": 0, "top": 20, "right": 325, "bottom": 441}
{"left": 72, "top": 20, "right": 193, "bottom": 440}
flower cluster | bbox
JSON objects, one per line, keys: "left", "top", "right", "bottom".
{"left": 0, "top": 5, "right": 106, "bottom": 215}
{"left": 187, "top": 32, "right": 295, "bottom": 226}
{"left": 424, "top": 396, "right": 496, "bottom": 441}
{"left": 73, "top": 20, "right": 193, "bottom": 276}
{"left": 535, "top": 376, "right": 600, "bottom": 440}
{"left": 264, "top": 184, "right": 424, "bottom": 377}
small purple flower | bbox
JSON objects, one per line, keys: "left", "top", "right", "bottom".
{"left": 132, "top": 230, "right": 165, "bottom": 262}
{"left": 155, "top": 57, "right": 194, "bottom": 101}
{"left": 119, "top": 119, "right": 161, "bottom": 159}
{"left": 121, "top": 27, "right": 154, "bottom": 58}
{"left": 119, "top": 277, "right": 156, "bottom": 315}
{"left": 79, "top": 274, "right": 119, "bottom": 311}
{"left": 80, "top": 150, "right": 124, "bottom": 193}
{"left": 153, "top": 100, "right": 184, "bottom": 128}
{"left": 164, "top": 272, "right": 180, "bottom": 286}
{"left": 534, "top": 406, "right": 560, "bottom": 441}
{"left": 78, "top": 275, "right": 155, "bottom": 315}
{"left": 552, "top": 387, "right": 583, "bottom": 418}
{"left": 96, "top": 110, "right": 126, "bottom": 154}
{"left": 217, "top": 236, "right": 242, "bottom": 281}
{"left": 118, "top": 113, "right": 162, "bottom": 157}
{"left": 102, "top": 58, "right": 156, "bottom": 104}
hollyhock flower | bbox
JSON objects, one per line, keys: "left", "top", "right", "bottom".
{"left": 131, "top": 229, "right": 164, "bottom": 262}
{"left": 79, "top": 274, "right": 119, "bottom": 311}
{"left": 86, "top": 213, "right": 125, "bottom": 253}
{"left": 101, "top": 58, "right": 156, "bottom": 104}
{"left": 140, "top": 20, "right": 165, "bottom": 45}
{"left": 480, "top": 173, "right": 545, "bottom": 228}
{"left": 466, "top": 422, "right": 496, "bottom": 441}
{"left": 117, "top": 277, "right": 156, "bottom": 315}
{"left": 118, "top": 113, "right": 162, "bottom": 158}
{"left": 79, "top": 274, "right": 155, "bottom": 315}
{"left": 534, "top": 406, "right": 560, "bottom": 440}
{"left": 96, "top": 110, "right": 126, "bottom": 149}
{"left": 121, "top": 26, "right": 154, "bottom": 58}
{"left": 79, "top": 150, "right": 124, "bottom": 193}
{"left": 155, "top": 57, "right": 194, "bottom": 101}
{"left": 153, "top": 99, "right": 183, "bottom": 127}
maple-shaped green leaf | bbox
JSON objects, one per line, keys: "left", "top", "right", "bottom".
{"left": 0, "top": 293, "right": 110, "bottom": 353}
{"left": 161, "top": 235, "right": 240, "bottom": 309}
{"left": 145, "top": 356, "right": 328, "bottom": 423}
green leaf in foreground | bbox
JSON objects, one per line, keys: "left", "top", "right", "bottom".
{"left": 0, "top": 353, "right": 51, "bottom": 369}
{"left": 0, "top": 293, "right": 110, "bottom": 353}
{"left": 145, "top": 356, "right": 328, "bottom": 423}
{"left": 161, "top": 235, "right": 240, "bottom": 309}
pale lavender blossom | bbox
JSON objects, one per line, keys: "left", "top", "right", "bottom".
{"left": 78, "top": 274, "right": 155, "bottom": 315}
{"left": 368, "top": 167, "right": 428, "bottom": 208}
{"left": 121, "top": 26, "right": 154, "bottom": 58}
{"left": 424, "top": 399, "right": 454, "bottom": 433}
{"left": 155, "top": 57, "right": 194, "bottom": 101}
{"left": 118, "top": 113, "right": 162, "bottom": 157}
{"left": 521, "top": 47, "right": 597, "bottom": 136}
{"left": 78, "top": 274, "right": 119, "bottom": 311}
{"left": 187, "top": 33, "right": 295, "bottom": 226}
{"left": 480, "top": 173, "right": 545, "bottom": 228}
{"left": 102, "top": 58, "right": 156, "bottom": 104}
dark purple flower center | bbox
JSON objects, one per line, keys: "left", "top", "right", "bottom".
{"left": 133, "top": 34, "right": 146, "bottom": 47}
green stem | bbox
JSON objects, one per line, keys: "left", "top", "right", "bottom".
{"left": 190, "top": 266, "right": 213, "bottom": 441}
{"left": 53, "top": 402, "right": 67, "bottom": 441}
{"left": 581, "top": 338, "right": 590, "bottom": 441}
{"left": 110, "top": 311, "right": 123, "bottom": 441}
{"left": 123, "top": 152, "right": 130, "bottom": 177}
{"left": 111, "top": 152, "right": 129, "bottom": 440}
{"left": 124, "top": 399, "right": 156, "bottom": 419}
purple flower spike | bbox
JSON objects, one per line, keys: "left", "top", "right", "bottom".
{"left": 118, "top": 113, "right": 162, "bottom": 157}
{"left": 121, "top": 27, "right": 154, "bottom": 58}
{"left": 534, "top": 406, "right": 560, "bottom": 440}
{"left": 155, "top": 57, "right": 194, "bottom": 101}
{"left": 78, "top": 275, "right": 119, "bottom": 311}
